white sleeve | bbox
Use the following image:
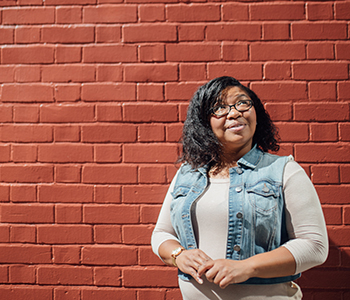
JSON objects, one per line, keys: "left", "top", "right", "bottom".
{"left": 282, "top": 160, "right": 329, "bottom": 274}
{"left": 151, "top": 172, "right": 180, "bottom": 258}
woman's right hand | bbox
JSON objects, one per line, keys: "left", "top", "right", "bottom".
{"left": 176, "top": 249, "right": 212, "bottom": 284}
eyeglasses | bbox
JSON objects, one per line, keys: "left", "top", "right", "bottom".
{"left": 210, "top": 100, "right": 253, "bottom": 117}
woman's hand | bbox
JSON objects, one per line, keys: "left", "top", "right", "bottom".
{"left": 197, "top": 259, "right": 254, "bottom": 289}
{"left": 176, "top": 249, "right": 212, "bottom": 285}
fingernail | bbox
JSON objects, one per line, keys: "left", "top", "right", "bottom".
{"left": 197, "top": 277, "right": 203, "bottom": 284}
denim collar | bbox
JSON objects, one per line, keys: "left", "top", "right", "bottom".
{"left": 237, "top": 144, "right": 263, "bottom": 170}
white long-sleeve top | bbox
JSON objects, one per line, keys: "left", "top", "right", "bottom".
{"left": 151, "top": 161, "right": 328, "bottom": 300}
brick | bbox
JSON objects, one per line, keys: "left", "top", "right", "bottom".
{"left": 166, "top": 43, "right": 220, "bottom": 62}
{"left": 15, "top": 65, "right": 40, "bottom": 82}
{"left": 311, "top": 164, "right": 339, "bottom": 184}
{"left": 42, "top": 65, "right": 95, "bottom": 82}
{"left": 94, "top": 267, "right": 121, "bottom": 286}
{"left": 208, "top": 62, "right": 262, "bottom": 81}
{"left": 306, "top": 2, "right": 333, "bottom": 20}
{"left": 96, "top": 65, "right": 123, "bottom": 82}
{"left": 295, "top": 143, "right": 350, "bottom": 163}
{"left": 139, "top": 246, "right": 164, "bottom": 266}
{"left": 179, "top": 103, "right": 189, "bottom": 122}
{"left": 0, "top": 185, "right": 9, "bottom": 202}
{"left": 82, "top": 245, "right": 137, "bottom": 265}
{"left": 138, "top": 289, "right": 166, "bottom": 300}
{"left": 38, "top": 266, "right": 93, "bottom": 285}
{"left": 12, "top": 144, "right": 37, "bottom": 163}
{"left": 345, "top": 206, "right": 350, "bottom": 225}
{"left": 251, "top": 42, "right": 305, "bottom": 61}
{"left": 0, "top": 144, "right": 10, "bottom": 162}
{"left": 124, "top": 64, "right": 177, "bottom": 82}
{"left": 264, "top": 103, "right": 292, "bottom": 121}
{"left": 166, "top": 123, "right": 183, "bottom": 142}
{"left": 250, "top": 82, "right": 307, "bottom": 101}
{"left": 2, "top": 46, "right": 54, "bottom": 64}
{"left": 139, "top": 44, "right": 165, "bottom": 62}
{"left": 123, "top": 24, "right": 176, "bottom": 42}
{"left": 137, "top": 84, "right": 164, "bottom": 101}
{"left": 38, "top": 225, "right": 92, "bottom": 244}
{"left": 9, "top": 265, "right": 35, "bottom": 283}
{"left": 56, "top": 165, "right": 81, "bottom": 183}
{"left": 139, "top": 166, "right": 166, "bottom": 184}
{"left": 0, "top": 245, "right": 51, "bottom": 263}
{"left": 2, "top": 7, "right": 55, "bottom": 24}
{"left": 81, "top": 83, "right": 136, "bottom": 101}
{"left": 179, "top": 63, "right": 206, "bottom": 81}
{"left": 38, "top": 144, "right": 93, "bottom": 163}
{"left": 327, "top": 227, "right": 350, "bottom": 247}
{"left": 123, "top": 267, "right": 178, "bottom": 287}
{"left": 316, "top": 185, "right": 350, "bottom": 205}
{"left": 0, "top": 27, "right": 14, "bottom": 44}
{"left": 124, "top": 144, "right": 178, "bottom": 163}
{"left": 123, "top": 225, "right": 153, "bottom": 244}
{"left": 222, "top": 3, "right": 248, "bottom": 21}
{"left": 292, "top": 22, "right": 347, "bottom": 40}
{"left": 40, "top": 104, "right": 94, "bottom": 123}
{"left": 335, "top": 42, "right": 350, "bottom": 60}
{"left": 45, "top": 0, "right": 94, "bottom": 4}
{"left": 0, "top": 225, "right": 10, "bottom": 242}
{"left": 338, "top": 82, "right": 350, "bottom": 100}
{"left": 178, "top": 24, "right": 205, "bottom": 41}
{"left": 83, "top": 5, "right": 137, "bottom": 23}
{"left": 310, "top": 123, "right": 338, "bottom": 142}
{"left": 0, "top": 66, "right": 15, "bottom": 83}
{"left": 56, "top": 204, "right": 82, "bottom": 223}
{"left": 96, "top": 25, "right": 121, "bottom": 43}
{"left": 0, "top": 203, "right": 54, "bottom": 223}
{"left": 308, "top": 82, "right": 336, "bottom": 101}
{"left": 82, "top": 124, "right": 136, "bottom": 142}
{"left": 139, "top": 4, "right": 165, "bottom": 22}
{"left": 166, "top": 4, "right": 220, "bottom": 22}
{"left": 39, "top": 184, "right": 93, "bottom": 203}
{"left": 335, "top": 2, "right": 350, "bottom": 20}
{"left": 10, "top": 225, "right": 36, "bottom": 243}
{"left": 53, "top": 246, "right": 80, "bottom": 264}
{"left": 54, "top": 84, "right": 81, "bottom": 102}
{"left": 275, "top": 122, "right": 309, "bottom": 142}
{"left": 56, "top": 6, "right": 82, "bottom": 24}
{"left": 15, "top": 26, "right": 41, "bottom": 44}
{"left": 166, "top": 289, "right": 182, "bottom": 300}
{"left": 83, "top": 165, "right": 137, "bottom": 184}
{"left": 42, "top": 25, "right": 94, "bottom": 43}
{"left": 222, "top": 43, "right": 248, "bottom": 62}
{"left": 340, "top": 165, "right": 350, "bottom": 183}
{"left": 322, "top": 205, "right": 342, "bottom": 225}
{"left": 54, "top": 288, "right": 81, "bottom": 300}
{"left": 322, "top": 246, "right": 341, "bottom": 267}
{"left": 94, "top": 225, "right": 122, "bottom": 243}
{"left": 83, "top": 45, "right": 137, "bottom": 63}
{"left": 1, "top": 84, "right": 54, "bottom": 103}
{"left": 0, "top": 164, "right": 53, "bottom": 183}
{"left": 95, "top": 145, "right": 122, "bottom": 163}
{"left": 54, "top": 125, "right": 80, "bottom": 142}
{"left": 0, "top": 287, "right": 52, "bottom": 300}
{"left": 123, "top": 185, "right": 169, "bottom": 204}
{"left": 124, "top": 103, "right": 177, "bottom": 122}
{"left": 95, "top": 185, "right": 121, "bottom": 203}
{"left": 140, "top": 205, "right": 162, "bottom": 223}
{"left": 0, "top": 105, "right": 13, "bottom": 122}
{"left": 138, "top": 124, "right": 165, "bottom": 142}
{"left": 262, "top": 22, "right": 290, "bottom": 40}
{"left": 82, "top": 288, "right": 136, "bottom": 300}
{"left": 307, "top": 42, "right": 334, "bottom": 60}
{"left": 207, "top": 24, "right": 261, "bottom": 41}
{"left": 56, "top": 46, "right": 82, "bottom": 63}
{"left": 84, "top": 204, "right": 139, "bottom": 224}
{"left": 292, "top": 62, "right": 348, "bottom": 80}
{"left": 250, "top": 3, "right": 304, "bottom": 20}
{"left": 294, "top": 103, "right": 349, "bottom": 121}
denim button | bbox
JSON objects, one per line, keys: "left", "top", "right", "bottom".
{"left": 236, "top": 168, "right": 243, "bottom": 174}
{"left": 236, "top": 212, "right": 243, "bottom": 219}
{"left": 233, "top": 245, "right": 241, "bottom": 252}
{"left": 235, "top": 187, "right": 242, "bottom": 193}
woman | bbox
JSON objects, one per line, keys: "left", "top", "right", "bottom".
{"left": 151, "top": 76, "right": 328, "bottom": 299}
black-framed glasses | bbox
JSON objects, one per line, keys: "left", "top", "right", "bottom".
{"left": 210, "top": 100, "right": 253, "bottom": 117}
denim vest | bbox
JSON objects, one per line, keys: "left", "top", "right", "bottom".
{"left": 170, "top": 145, "right": 301, "bottom": 284}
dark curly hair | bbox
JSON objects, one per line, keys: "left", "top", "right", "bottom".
{"left": 179, "top": 76, "right": 280, "bottom": 169}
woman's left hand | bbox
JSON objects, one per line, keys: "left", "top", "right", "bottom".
{"left": 197, "top": 259, "right": 254, "bottom": 289}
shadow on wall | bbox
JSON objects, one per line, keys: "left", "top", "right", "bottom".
{"left": 296, "top": 237, "right": 350, "bottom": 300}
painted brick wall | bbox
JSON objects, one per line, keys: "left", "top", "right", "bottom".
{"left": 0, "top": 0, "right": 349, "bottom": 299}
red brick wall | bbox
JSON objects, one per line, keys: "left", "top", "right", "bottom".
{"left": 0, "top": 0, "right": 349, "bottom": 299}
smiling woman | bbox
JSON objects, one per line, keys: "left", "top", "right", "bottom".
{"left": 151, "top": 76, "right": 328, "bottom": 300}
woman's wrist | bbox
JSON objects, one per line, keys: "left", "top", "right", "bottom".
{"left": 171, "top": 246, "right": 185, "bottom": 267}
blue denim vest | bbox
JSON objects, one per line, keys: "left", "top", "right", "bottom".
{"left": 170, "top": 145, "right": 301, "bottom": 284}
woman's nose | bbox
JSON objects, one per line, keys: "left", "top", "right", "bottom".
{"left": 227, "top": 107, "right": 242, "bottom": 119}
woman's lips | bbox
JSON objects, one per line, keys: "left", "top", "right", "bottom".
{"left": 226, "top": 123, "right": 246, "bottom": 132}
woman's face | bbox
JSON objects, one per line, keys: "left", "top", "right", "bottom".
{"left": 210, "top": 86, "right": 257, "bottom": 155}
